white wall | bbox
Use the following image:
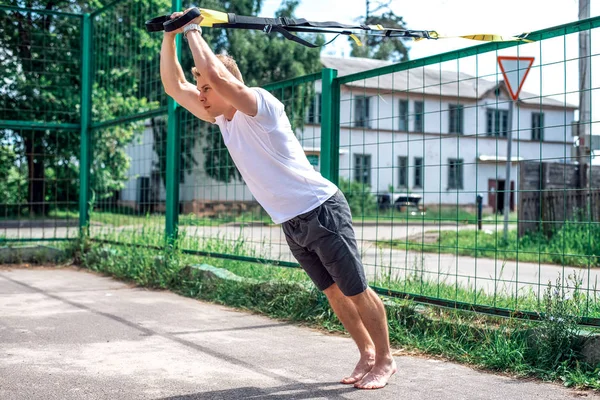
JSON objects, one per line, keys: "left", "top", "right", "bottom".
{"left": 302, "top": 85, "right": 574, "bottom": 207}
{"left": 121, "top": 82, "right": 575, "bottom": 209}
{"left": 120, "top": 128, "right": 160, "bottom": 203}
{"left": 180, "top": 137, "right": 254, "bottom": 203}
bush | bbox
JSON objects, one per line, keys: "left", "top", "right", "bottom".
{"left": 528, "top": 274, "right": 583, "bottom": 373}
{"left": 338, "top": 177, "right": 377, "bottom": 217}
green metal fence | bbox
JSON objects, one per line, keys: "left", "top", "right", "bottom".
{"left": 1, "top": 1, "right": 599, "bottom": 323}
{"left": 88, "top": 0, "right": 171, "bottom": 244}
{"left": 0, "top": 5, "right": 82, "bottom": 241}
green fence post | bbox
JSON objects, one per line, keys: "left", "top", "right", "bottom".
{"left": 320, "top": 68, "right": 340, "bottom": 185}
{"left": 79, "top": 13, "right": 92, "bottom": 234}
{"left": 165, "top": 0, "right": 182, "bottom": 241}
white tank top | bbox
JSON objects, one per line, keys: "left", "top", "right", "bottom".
{"left": 214, "top": 88, "right": 338, "bottom": 224}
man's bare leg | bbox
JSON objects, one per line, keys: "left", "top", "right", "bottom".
{"left": 323, "top": 283, "right": 376, "bottom": 384}
{"left": 348, "top": 287, "right": 397, "bottom": 389}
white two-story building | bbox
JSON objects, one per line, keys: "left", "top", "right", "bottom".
{"left": 120, "top": 55, "right": 577, "bottom": 214}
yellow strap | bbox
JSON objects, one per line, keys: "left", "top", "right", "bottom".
{"left": 457, "top": 33, "right": 533, "bottom": 42}
{"left": 197, "top": 8, "right": 230, "bottom": 27}
{"left": 415, "top": 31, "right": 532, "bottom": 42}
{"left": 349, "top": 34, "right": 363, "bottom": 46}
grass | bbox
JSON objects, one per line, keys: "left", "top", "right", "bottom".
{"left": 89, "top": 211, "right": 273, "bottom": 227}
{"left": 355, "top": 206, "right": 495, "bottom": 224}
{"left": 373, "top": 264, "right": 600, "bottom": 319}
{"left": 1, "top": 205, "right": 518, "bottom": 227}
{"left": 88, "top": 228, "right": 310, "bottom": 283}
{"left": 53, "top": 232, "right": 600, "bottom": 391}
{"left": 0, "top": 207, "right": 274, "bottom": 227}
{"left": 76, "top": 228, "right": 600, "bottom": 318}
{"left": 385, "top": 220, "right": 600, "bottom": 267}
{"left": 0, "top": 209, "right": 80, "bottom": 221}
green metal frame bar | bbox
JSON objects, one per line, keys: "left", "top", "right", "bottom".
{"left": 79, "top": 14, "right": 93, "bottom": 233}
{"left": 180, "top": 250, "right": 300, "bottom": 268}
{"left": 329, "top": 76, "right": 341, "bottom": 186}
{"left": 262, "top": 72, "right": 321, "bottom": 92}
{"left": 165, "top": 0, "right": 182, "bottom": 241}
{"left": 319, "top": 68, "right": 339, "bottom": 183}
{"left": 93, "top": 239, "right": 301, "bottom": 268}
{"left": 0, "top": 5, "right": 82, "bottom": 18}
{"left": 370, "top": 286, "right": 600, "bottom": 327}
{"left": 91, "top": 107, "right": 168, "bottom": 131}
{"left": 0, "top": 120, "right": 79, "bottom": 131}
{"left": 337, "top": 15, "right": 600, "bottom": 85}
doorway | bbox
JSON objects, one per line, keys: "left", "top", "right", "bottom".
{"left": 488, "top": 179, "right": 515, "bottom": 214}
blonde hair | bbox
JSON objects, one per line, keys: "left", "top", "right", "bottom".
{"left": 191, "top": 54, "right": 243, "bottom": 83}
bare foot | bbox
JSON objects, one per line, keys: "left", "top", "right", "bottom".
{"left": 354, "top": 358, "right": 397, "bottom": 390}
{"left": 340, "top": 354, "right": 375, "bottom": 384}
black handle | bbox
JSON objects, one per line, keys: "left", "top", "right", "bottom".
{"left": 145, "top": 14, "right": 171, "bottom": 32}
{"left": 145, "top": 8, "right": 201, "bottom": 33}
{"left": 163, "top": 8, "right": 201, "bottom": 32}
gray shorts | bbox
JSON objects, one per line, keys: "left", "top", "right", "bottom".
{"left": 282, "top": 190, "right": 368, "bottom": 297}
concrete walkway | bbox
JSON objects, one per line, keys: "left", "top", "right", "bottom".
{"left": 1, "top": 265, "right": 598, "bottom": 400}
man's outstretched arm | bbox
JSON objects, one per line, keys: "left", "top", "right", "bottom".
{"left": 185, "top": 28, "right": 258, "bottom": 117}
{"left": 160, "top": 31, "right": 215, "bottom": 123}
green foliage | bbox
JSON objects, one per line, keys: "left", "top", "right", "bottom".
{"left": 530, "top": 275, "right": 583, "bottom": 372}
{"left": 338, "top": 177, "right": 377, "bottom": 216}
{"left": 0, "top": 145, "right": 27, "bottom": 215}
{"left": 398, "top": 220, "right": 600, "bottom": 267}
{"left": 0, "top": 0, "right": 168, "bottom": 214}
{"left": 1, "top": 0, "right": 325, "bottom": 214}
{"left": 349, "top": 2, "right": 410, "bottom": 62}
{"left": 0, "top": 3, "right": 84, "bottom": 215}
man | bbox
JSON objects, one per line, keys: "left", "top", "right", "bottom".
{"left": 160, "top": 9, "right": 397, "bottom": 390}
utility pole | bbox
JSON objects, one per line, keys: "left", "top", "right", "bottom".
{"left": 577, "top": 0, "right": 591, "bottom": 192}
{"left": 503, "top": 100, "right": 515, "bottom": 242}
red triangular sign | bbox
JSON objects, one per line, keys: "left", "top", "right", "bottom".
{"left": 497, "top": 56, "right": 534, "bottom": 101}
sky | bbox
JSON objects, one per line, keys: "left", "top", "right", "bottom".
{"left": 260, "top": 0, "right": 591, "bottom": 58}
{"left": 258, "top": 0, "right": 599, "bottom": 140}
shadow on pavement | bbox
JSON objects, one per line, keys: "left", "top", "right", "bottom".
{"left": 158, "top": 381, "right": 358, "bottom": 400}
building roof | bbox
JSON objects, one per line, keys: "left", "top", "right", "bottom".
{"left": 321, "top": 56, "right": 577, "bottom": 109}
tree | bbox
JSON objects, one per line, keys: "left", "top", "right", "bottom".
{"left": 0, "top": 0, "right": 157, "bottom": 215}
{"left": 0, "top": 145, "right": 26, "bottom": 217}
{"left": 349, "top": 0, "right": 410, "bottom": 62}
{"left": 0, "top": 1, "right": 99, "bottom": 216}
{"left": 0, "top": 0, "right": 323, "bottom": 218}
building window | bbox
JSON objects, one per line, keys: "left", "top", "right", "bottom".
{"left": 414, "top": 101, "right": 424, "bottom": 133}
{"left": 354, "top": 96, "right": 370, "bottom": 128}
{"left": 398, "top": 156, "right": 408, "bottom": 188}
{"left": 398, "top": 100, "right": 409, "bottom": 131}
{"left": 354, "top": 154, "right": 371, "bottom": 185}
{"left": 532, "top": 112, "right": 544, "bottom": 141}
{"left": 414, "top": 157, "right": 423, "bottom": 188}
{"left": 307, "top": 93, "right": 321, "bottom": 124}
{"left": 486, "top": 109, "right": 509, "bottom": 137}
{"left": 448, "top": 158, "right": 464, "bottom": 190}
{"left": 449, "top": 104, "right": 464, "bottom": 134}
